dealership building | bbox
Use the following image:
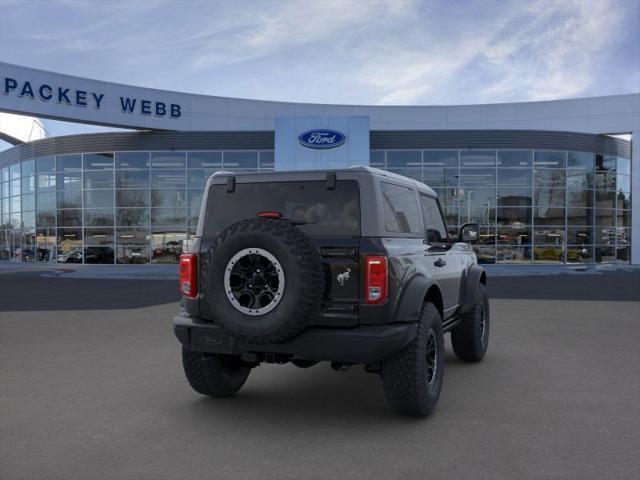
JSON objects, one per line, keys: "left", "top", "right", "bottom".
{"left": 0, "top": 62, "right": 638, "bottom": 265}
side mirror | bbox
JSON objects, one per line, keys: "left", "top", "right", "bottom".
{"left": 459, "top": 223, "right": 479, "bottom": 244}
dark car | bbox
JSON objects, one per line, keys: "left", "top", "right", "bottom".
{"left": 174, "top": 167, "right": 489, "bottom": 416}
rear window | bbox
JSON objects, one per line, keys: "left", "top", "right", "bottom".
{"left": 204, "top": 180, "right": 360, "bottom": 237}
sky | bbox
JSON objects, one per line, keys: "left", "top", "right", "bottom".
{"left": 0, "top": 0, "right": 638, "bottom": 143}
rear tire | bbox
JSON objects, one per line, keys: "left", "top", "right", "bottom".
{"left": 182, "top": 348, "right": 251, "bottom": 397}
{"left": 381, "top": 303, "right": 444, "bottom": 417}
{"left": 451, "top": 283, "right": 490, "bottom": 362}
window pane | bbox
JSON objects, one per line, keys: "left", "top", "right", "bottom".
{"left": 117, "top": 208, "right": 149, "bottom": 226}
{"left": 595, "top": 209, "right": 615, "bottom": 227}
{"left": 117, "top": 245, "right": 150, "bottom": 264}
{"left": 116, "top": 170, "right": 149, "bottom": 188}
{"left": 84, "top": 170, "right": 114, "bottom": 189}
{"left": 84, "top": 227, "right": 114, "bottom": 245}
{"left": 566, "top": 246, "right": 593, "bottom": 264}
{"left": 115, "top": 152, "right": 149, "bottom": 169}
{"left": 37, "top": 192, "right": 56, "bottom": 211}
{"left": 534, "top": 169, "right": 565, "bottom": 187}
{"left": 36, "top": 157, "right": 55, "bottom": 174}
{"left": 22, "top": 211, "right": 36, "bottom": 230}
{"left": 259, "top": 151, "right": 274, "bottom": 168}
{"left": 57, "top": 154, "right": 82, "bottom": 171}
{"left": 84, "top": 246, "right": 114, "bottom": 264}
{"left": 84, "top": 190, "right": 114, "bottom": 209}
{"left": 566, "top": 188, "right": 593, "bottom": 209}
{"left": 423, "top": 150, "right": 457, "bottom": 168}
{"left": 420, "top": 195, "right": 447, "bottom": 243}
{"left": 386, "top": 150, "right": 421, "bottom": 168}
{"left": 57, "top": 190, "right": 82, "bottom": 209}
{"left": 497, "top": 246, "right": 532, "bottom": 263}
{"left": 83, "top": 153, "right": 114, "bottom": 170}
{"left": 151, "top": 229, "right": 186, "bottom": 263}
{"left": 534, "top": 228, "right": 564, "bottom": 245}
{"left": 617, "top": 174, "right": 630, "bottom": 194}
{"left": 596, "top": 155, "right": 616, "bottom": 171}
{"left": 223, "top": 152, "right": 258, "bottom": 168}
{"left": 57, "top": 209, "right": 82, "bottom": 227}
{"left": 151, "top": 208, "right": 187, "bottom": 227}
{"left": 533, "top": 246, "right": 563, "bottom": 263}
{"left": 566, "top": 169, "right": 593, "bottom": 189}
{"left": 534, "top": 151, "right": 565, "bottom": 168}
{"left": 460, "top": 150, "right": 495, "bottom": 167}
{"left": 57, "top": 228, "right": 82, "bottom": 245}
{"left": 380, "top": 182, "right": 421, "bottom": 234}
{"left": 568, "top": 208, "right": 593, "bottom": 225}
{"left": 10, "top": 195, "right": 20, "bottom": 212}
{"left": 497, "top": 187, "right": 532, "bottom": 207}
{"left": 496, "top": 207, "right": 531, "bottom": 225}
{"left": 595, "top": 246, "right": 615, "bottom": 263}
{"left": 567, "top": 227, "right": 593, "bottom": 244}
{"left": 497, "top": 169, "right": 531, "bottom": 186}
{"left": 594, "top": 190, "right": 616, "bottom": 209}
{"left": 10, "top": 179, "right": 20, "bottom": 196}
{"left": 567, "top": 151, "right": 593, "bottom": 169}
{"left": 57, "top": 171, "right": 82, "bottom": 190}
{"left": 616, "top": 157, "right": 630, "bottom": 176}
{"left": 37, "top": 173, "right": 56, "bottom": 191}
{"left": 36, "top": 210, "right": 56, "bottom": 228}
{"left": 150, "top": 152, "right": 186, "bottom": 169}
{"left": 84, "top": 208, "right": 114, "bottom": 226}
{"left": 151, "top": 170, "right": 186, "bottom": 189}
{"left": 22, "top": 159, "right": 35, "bottom": 176}
{"left": 595, "top": 226, "right": 615, "bottom": 244}
{"left": 458, "top": 169, "right": 495, "bottom": 187}
{"left": 116, "top": 227, "right": 150, "bottom": 245}
{"left": 187, "top": 151, "right": 222, "bottom": 169}
{"left": 423, "top": 168, "right": 457, "bottom": 188}
{"left": 534, "top": 206, "right": 565, "bottom": 225}
{"left": 370, "top": 150, "right": 385, "bottom": 167}
{"left": 616, "top": 210, "right": 631, "bottom": 227}
{"left": 458, "top": 188, "right": 495, "bottom": 207}
{"left": 497, "top": 225, "right": 531, "bottom": 245}
{"left": 151, "top": 189, "right": 186, "bottom": 208}
{"left": 1, "top": 167, "right": 8, "bottom": 183}
{"left": 187, "top": 190, "right": 203, "bottom": 211}
{"left": 22, "top": 193, "right": 35, "bottom": 211}
{"left": 385, "top": 168, "right": 421, "bottom": 181}
{"left": 534, "top": 187, "right": 565, "bottom": 208}
{"left": 116, "top": 189, "right": 150, "bottom": 208}
{"left": 497, "top": 150, "right": 532, "bottom": 168}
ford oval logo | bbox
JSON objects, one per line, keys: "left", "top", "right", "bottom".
{"left": 298, "top": 129, "right": 346, "bottom": 149}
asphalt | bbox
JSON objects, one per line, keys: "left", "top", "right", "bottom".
{"left": 1, "top": 271, "right": 639, "bottom": 480}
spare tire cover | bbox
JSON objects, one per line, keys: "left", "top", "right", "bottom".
{"left": 204, "top": 218, "right": 324, "bottom": 344}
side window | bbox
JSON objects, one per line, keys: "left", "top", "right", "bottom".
{"left": 380, "top": 182, "right": 421, "bottom": 234}
{"left": 420, "top": 195, "right": 448, "bottom": 244}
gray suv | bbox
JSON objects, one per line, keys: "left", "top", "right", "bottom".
{"left": 174, "top": 166, "right": 489, "bottom": 416}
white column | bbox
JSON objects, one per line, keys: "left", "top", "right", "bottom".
{"left": 631, "top": 129, "right": 639, "bottom": 265}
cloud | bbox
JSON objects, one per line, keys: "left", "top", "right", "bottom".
{"left": 0, "top": 0, "right": 636, "bottom": 106}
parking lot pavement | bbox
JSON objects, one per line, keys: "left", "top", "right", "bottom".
{"left": 1, "top": 272, "right": 639, "bottom": 480}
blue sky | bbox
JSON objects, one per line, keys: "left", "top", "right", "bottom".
{"left": 0, "top": 0, "right": 638, "bottom": 142}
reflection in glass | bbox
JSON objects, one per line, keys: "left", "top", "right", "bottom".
{"left": 116, "top": 170, "right": 149, "bottom": 188}
{"left": 595, "top": 246, "right": 614, "bottom": 263}
{"left": 386, "top": 150, "right": 421, "bottom": 168}
{"left": 150, "top": 152, "right": 186, "bottom": 169}
{"left": 497, "top": 245, "right": 531, "bottom": 263}
{"left": 151, "top": 170, "right": 186, "bottom": 189}
{"left": 84, "top": 190, "right": 114, "bottom": 209}
{"left": 567, "top": 152, "right": 593, "bottom": 169}
{"left": 117, "top": 189, "right": 149, "bottom": 208}
{"left": 533, "top": 246, "right": 563, "bottom": 263}
{"left": 57, "top": 155, "right": 82, "bottom": 171}
{"left": 116, "top": 152, "right": 149, "bottom": 169}
{"left": 84, "top": 246, "right": 114, "bottom": 264}
{"left": 117, "top": 245, "right": 150, "bottom": 264}
{"left": 534, "top": 151, "right": 565, "bottom": 168}
{"left": 83, "top": 153, "right": 114, "bottom": 170}
{"left": 460, "top": 150, "right": 495, "bottom": 167}
{"left": 151, "top": 230, "right": 186, "bottom": 263}
{"left": 117, "top": 208, "right": 149, "bottom": 226}
{"left": 151, "top": 189, "right": 186, "bottom": 208}
{"left": 57, "top": 190, "right": 82, "bottom": 209}
{"left": 84, "top": 208, "right": 114, "bottom": 226}
{"left": 58, "top": 209, "right": 82, "bottom": 227}
{"left": 497, "top": 150, "right": 532, "bottom": 168}
{"left": 567, "top": 227, "right": 593, "bottom": 245}
{"left": 57, "top": 171, "right": 82, "bottom": 190}
{"left": 36, "top": 157, "right": 55, "bottom": 173}
{"left": 117, "top": 228, "right": 150, "bottom": 245}
{"left": 85, "top": 227, "right": 114, "bottom": 245}
{"left": 84, "top": 170, "right": 114, "bottom": 189}
{"left": 423, "top": 150, "right": 458, "bottom": 168}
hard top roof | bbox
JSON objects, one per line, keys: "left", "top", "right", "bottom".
{"left": 210, "top": 165, "right": 437, "bottom": 196}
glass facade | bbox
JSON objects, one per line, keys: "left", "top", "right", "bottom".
{"left": 371, "top": 149, "right": 631, "bottom": 264}
{"left": 0, "top": 151, "right": 274, "bottom": 264}
{"left": 0, "top": 147, "right": 631, "bottom": 265}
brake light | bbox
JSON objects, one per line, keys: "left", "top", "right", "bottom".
{"left": 179, "top": 254, "right": 198, "bottom": 298}
{"left": 257, "top": 211, "right": 282, "bottom": 219}
{"left": 365, "top": 256, "right": 388, "bottom": 304}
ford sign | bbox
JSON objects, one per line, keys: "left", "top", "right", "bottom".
{"left": 298, "top": 129, "right": 346, "bottom": 149}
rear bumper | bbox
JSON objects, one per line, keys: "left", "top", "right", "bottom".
{"left": 173, "top": 312, "right": 417, "bottom": 364}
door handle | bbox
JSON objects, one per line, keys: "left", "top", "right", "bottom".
{"left": 434, "top": 258, "right": 447, "bottom": 268}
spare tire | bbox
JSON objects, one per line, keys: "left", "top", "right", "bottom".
{"left": 204, "top": 218, "right": 324, "bottom": 344}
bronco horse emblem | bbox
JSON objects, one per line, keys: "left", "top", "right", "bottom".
{"left": 336, "top": 268, "right": 351, "bottom": 286}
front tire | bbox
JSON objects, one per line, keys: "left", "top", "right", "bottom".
{"left": 182, "top": 348, "right": 251, "bottom": 398}
{"left": 451, "top": 283, "right": 490, "bottom": 362}
{"left": 381, "top": 303, "right": 444, "bottom": 417}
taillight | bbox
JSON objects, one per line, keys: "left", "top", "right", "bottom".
{"left": 365, "top": 256, "right": 388, "bottom": 304}
{"left": 179, "top": 254, "right": 198, "bottom": 298}
{"left": 257, "top": 211, "right": 282, "bottom": 219}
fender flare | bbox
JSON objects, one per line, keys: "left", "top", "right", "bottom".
{"left": 393, "top": 274, "right": 442, "bottom": 323}
{"left": 459, "top": 265, "right": 487, "bottom": 315}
